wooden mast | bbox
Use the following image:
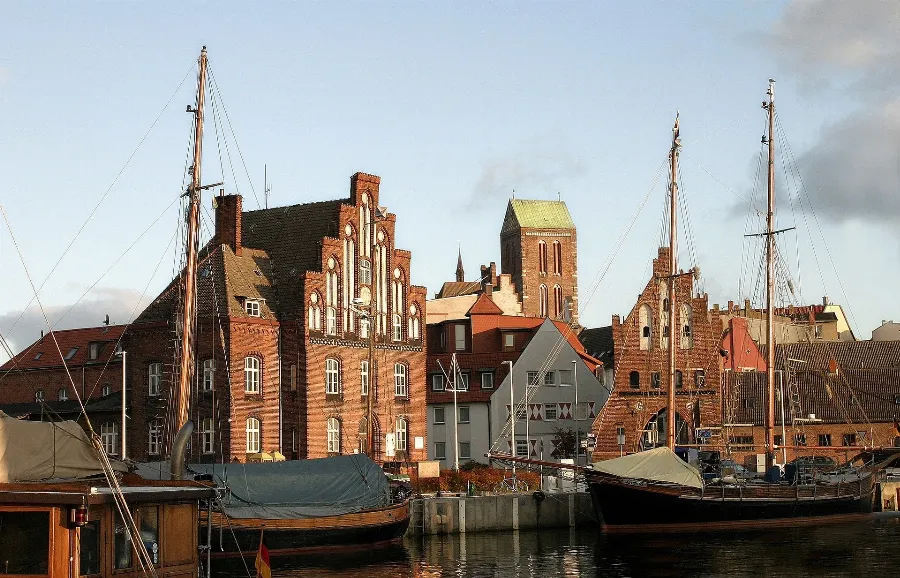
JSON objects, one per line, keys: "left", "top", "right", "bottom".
{"left": 764, "top": 79, "right": 776, "bottom": 470}
{"left": 175, "top": 47, "right": 208, "bottom": 438}
{"left": 667, "top": 114, "right": 680, "bottom": 450}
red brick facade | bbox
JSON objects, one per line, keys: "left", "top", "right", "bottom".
{"left": 591, "top": 247, "right": 723, "bottom": 459}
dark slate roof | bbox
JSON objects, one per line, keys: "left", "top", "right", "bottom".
{"left": 579, "top": 326, "right": 614, "bottom": 367}
{"left": 1, "top": 325, "right": 126, "bottom": 371}
{"left": 435, "top": 281, "right": 482, "bottom": 299}
{"left": 725, "top": 369, "right": 900, "bottom": 426}
{"left": 241, "top": 199, "right": 347, "bottom": 320}
{"left": 762, "top": 341, "right": 900, "bottom": 371}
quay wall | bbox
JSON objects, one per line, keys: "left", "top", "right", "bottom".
{"left": 408, "top": 492, "right": 597, "bottom": 536}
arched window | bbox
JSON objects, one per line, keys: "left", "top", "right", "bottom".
{"left": 538, "top": 241, "right": 547, "bottom": 274}
{"left": 201, "top": 418, "right": 215, "bottom": 454}
{"left": 395, "top": 417, "right": 408, "bottom": 451}
{"left": 326, "top": 307, "right": 337, "bottom": 335}
{"left": 327, "top": 417, "right": 341, "bottom": 454}
{"left": 639, "top": 304, "right": 652, "bottom": 350}
{"left": 148, "top": 420, "right": 161, "bottom": 455}
{"left": 202, "top": 358, "right": 215, "bottom": 392}
{"left": 680, "top": 304, "right": 693, "bottom": 349}
{"left": 675, "top": 370, "right": 683, "bottom": 390}
{"left": 101, "top": 422, "right": 119, "bottom": 455}
{"left": 244, "top": 356, "right": 260, "bottom": 393}
{"left": 58, "top": 388, "right": 68, "bottom": 401}
{"left": 539, "top": 284, "right": 548, "bottom": 317}
{"left": 246, "top": 417, "right": 261, "bottom": 453}
{"left": 148, "top": 362, "right": 162, "bottom": 396}
{"left": 308, "top": 292, "right": 322, "bottom": 331}
{"left": 629, "top": 371, "right": 640, "bottom": 389}
{"left": 35, "top": 389, "right": 44, "bottom": 402}
{"left": 408, "top": 304, "right": 420, "bottom": 340}
{"left": 325, "top": 358, "right": 341, "bottom": 394}
{"left": 553, "top": 241, "right": 562, "bottom": 275}
{"left": 553, "top": 285, "right": 563, "bottom": 318}
{"left": 394, "top": 363, "right": 408, "bottom": 397}
{"left": 326, "top": 257, "right": 339, "bottom": 335}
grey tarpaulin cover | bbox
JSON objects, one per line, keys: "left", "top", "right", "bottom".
{"left": 0, "top": 411, "right": 127, "bottom": 482}
{"left": 591, "top": 447, "right": 703, "bottom": 489}
{"left": 137, "top": 454, "right": 391, "bottom": 519}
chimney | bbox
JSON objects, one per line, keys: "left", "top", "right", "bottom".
{"left": 822, "top": 295, "right": 829, "bottom": 306}
{"left": 743, "top": 299, "right": 751, "bottom": 316}
{"left": 215, "top": 193, "right": 243, "bottom": 256}
{"left": 489, "top": 262, "right": 497, "bottom": 286}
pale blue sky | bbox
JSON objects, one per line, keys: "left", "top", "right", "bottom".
{"left": 1, "top": 2, "right": 898, "bottom": 358}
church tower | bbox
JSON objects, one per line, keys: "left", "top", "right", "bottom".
{"left": 456, "top": 248, "right": 465, "bottom": 282}
{"left": 500, "top": 199, "right": 578, "bottom": 324}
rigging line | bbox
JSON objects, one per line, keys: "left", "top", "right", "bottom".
{"left": 775, "top": 110, "right": 861, "bottom": 334}
{"left": 208, "top": 87, "right": 230, "bottom": 192}
{"left": 682, "top": 112, "right": 756, "bottom": 148}
{"left": 209, "top": 85, "right": 242, "bottom": 200}
{"left": 207, "top": 67, "right": 261, "bottom": 209}
{"left": 0, "top": 61, "right": 197, "bottom": 342}
{"left": 681, "top": 152, "right": 757, "bottom": 209}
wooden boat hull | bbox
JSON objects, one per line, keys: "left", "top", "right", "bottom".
{"left": 586, "top": 471, "right": 876, "bottom": 532}
{"left": 206, "top": 500, "right": 410, "bottom": 558}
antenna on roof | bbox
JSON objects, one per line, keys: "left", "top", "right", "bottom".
{"left": 103, "top": 314, "right": 110, "bottom": 326}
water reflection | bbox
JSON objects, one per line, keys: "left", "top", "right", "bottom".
{"left": 213, "top": 514, "right": 900, "bottom": 577}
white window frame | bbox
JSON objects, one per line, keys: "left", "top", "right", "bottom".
{"left": 481, "top": 372, "right": 494, "bottom": 389}
{"left": 458, "top": 406, "right": 470, "bottom": 424}
{"left": 545, "top": 371, "right": 557, "bottom": 386}
{"left": 102, "top": 384, "right": 111, "bottom": 397}
{"left": 527, "top": 371, "right": 539, "bottom": 386}
{"left": 148, "top": 362, "right": 162, "bottom": 396}
{"left": 395, "top": 418, "right": 408, "bottom": 451}
{"left": 326, "top": 306, "right": 337, "bottom": 335}
{"left": 201, "top": 418, "right": 214, "bottom": 454}
{"left": 89, "top": 342, "right": 100, "bottom": 360}
{"left": 559, "top": 369, "right": 573, "bottom": 387}
{"left": 434, "top": 406, "right": 445, "bottom": 424}
{"left": 325, "top": 358, "right": 341, "bottom": 395}
{"left": 202, "top": 358, "right": 215, "bottom": 392}
{"left": 431, "top": 374, "right": 445, "bottom": 391}
{"left": 245, "top": 299, "right": 261, "bottom": 317}
{"left": 35, "top": 389, "right": 44, "bottom": 402}
{"left": 327, "top": 417, "right": 341, "bottom": 453}
{"left": 392, "top": 314, "right": 402, "bottom": 342}
{"left": 148, "top": 420, "right": 161, "bottom": 456}
{"left": 58, "top": 388, "right": 68, "bottom": 401}
{"left": 394, "top": 363, "right": 408, "bottom": 397}
{"left": 434, "top": 441, "right": 447, "bottom": 460}
{"left": 360, "top": 259, "right": 372, "bottom": 285}
{"left": 454, "top": 324, "right": 466, "bottom": 351}
{"left": 246, "top": 417, "right": 261, "bottom": 453}
{"left": 515, "top": 439, "right": 529, "bottom": 457}
{"left": 244, "top": 357, "right": 260, "bottom": 393}
{"left": 101, "top": 422, "right": 119, "bottom": 455}
{"left": 360, "top": 360, "right": 369, "bottom": 396}
{"left": 454, "top": 372, "right": 469, "bottom": 391}
{"left": 544, "top": 404, "right": 558, "bottom": 421}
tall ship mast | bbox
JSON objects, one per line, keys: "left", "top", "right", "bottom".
{"left": 764, "top": 79, "right": 777, "bottom": 472}
{"left": 667, "top": 114, "right": 680, "bottom": 450}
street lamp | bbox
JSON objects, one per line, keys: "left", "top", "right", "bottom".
{"left": 115, "top": 346, "right": 127, "bottom": 459}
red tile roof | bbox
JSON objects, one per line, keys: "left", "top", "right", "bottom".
{"left": 1, "top": 325, "right": 126, "bottom": 371}
{"left": 466, "top": 293, "right": 503, "bottom": 316}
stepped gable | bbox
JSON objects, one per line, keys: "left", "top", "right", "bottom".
{"left": 761, "top": 340, "right": 900, "bottom": 371}
{"left": 241, "top": 198, "right": 347, "bottom": 321}
{"left": 1, "top": 325, "right": 126, "bottom": 371}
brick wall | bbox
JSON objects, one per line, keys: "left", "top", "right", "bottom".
{"left": 501, "top": 227, "right": 577, "bottom": 323}
{"left": 590, "top": 247, "right": 723, "bottom": 459}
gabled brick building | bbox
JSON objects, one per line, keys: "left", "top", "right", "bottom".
{"left": 124, "top": 172, "right": 428, "bottom": 464}
{"left": 590, "top": 247, "right": 722, "bottom": 459}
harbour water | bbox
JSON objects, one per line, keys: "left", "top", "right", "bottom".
{"left": 215, "top": 513, "right": 900, "bottom": 577}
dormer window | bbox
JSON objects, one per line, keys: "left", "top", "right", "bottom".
{"left": 245, "top": 299, "right": 261, "bottom": 317}
{"left": 89, "top": 342, "right": 101, "bottom": 360}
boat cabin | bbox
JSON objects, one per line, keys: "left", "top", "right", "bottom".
{"left": 0, "top": 480, "right": 213, "bottom": 578}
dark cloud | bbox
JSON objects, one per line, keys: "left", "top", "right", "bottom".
{"left": 0, "top": 287, "right": 147, "bottom": 361}
{"left": 467, "top": 150, "right": 586, "bottom": 210}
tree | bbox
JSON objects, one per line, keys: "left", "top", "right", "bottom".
{"left": 551, "top": 427, "right": 577, "bottom": 459}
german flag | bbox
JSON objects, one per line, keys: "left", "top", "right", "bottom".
{"left": 255, "top": 530, "right": 271, "bottom": 578}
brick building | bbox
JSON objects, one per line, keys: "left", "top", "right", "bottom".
{"left": 0, "top": 325, "right": 129, "bottom": 456}
{"left": 426, "top": 294, "right": 604, "bottom": 468}
{"left": 124, "top": 172, "right": 428, "bottom": 464}
{"left": 589, "top": 247, "right": 722, "bottom": 459}
{"left": 500, "top": 200, "right": 578, "bottom": 324}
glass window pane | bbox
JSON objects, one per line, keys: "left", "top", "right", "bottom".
{"left": 79, "top": 520, "right": 101, "bottom": 575}
{"left": 0, "top": 512, "right": 49, "bottom": 574}
{"left": 114, "top": 512, "right": 134, "bottom": 569}
{"left": 139, "top": 507, "right": 160, "bottom": 565}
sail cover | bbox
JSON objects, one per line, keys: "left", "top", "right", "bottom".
{"left": 0, "top": 411, "right": 126, "bottom": 482}
{"left": 591, "top": 447, "right": 703, "bottom": 489}
{"left": 137, "top": 453, "right": 392, "bottom": 519}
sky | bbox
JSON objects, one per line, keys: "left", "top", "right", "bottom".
{"left": 1, "top": 1, "right": 899, "bottom": 360}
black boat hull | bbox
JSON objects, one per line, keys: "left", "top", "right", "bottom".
{"left": 586, "top": 473, "right": 875, "bottom": 532}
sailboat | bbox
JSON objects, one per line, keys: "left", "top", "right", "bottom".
{"left": 582, "top": 81, "right": 892, "bottom": 532}
{"left": 137, "top": 46, "right": 410, "bottom": 558}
